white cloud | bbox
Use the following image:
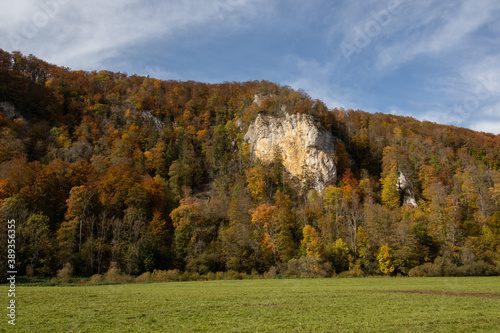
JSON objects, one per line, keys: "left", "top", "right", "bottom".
{"left": 470, "top": 121, "right": 500, "bottom": 135}
{"left": 282, "top": 55, "right": 351, "bottom": 109}
{"left": 0, "top": 0, "right": 499, "bottom": 135}
{"left": 0, "top": 0, "right": 272, "bottom": 69}
{"left": 480, "top": 102, "right": 500, "bottom": 117}
{"left": 375, "top": 0, "right": 500, "bottom": 70}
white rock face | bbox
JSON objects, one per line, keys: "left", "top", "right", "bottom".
{"left": 244, "top": 112, "right": 337, "bottom": 191}
{"left": 397, "top": 170, "right": 418, "bottom": 207}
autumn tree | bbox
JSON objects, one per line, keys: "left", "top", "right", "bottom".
{"left": 377, "top": 243, "right": 395, "bottom": 275}
{"left": 246, "top": 165, "right": 267, "bottom": 202}
{"left": 300, "top": 225, "right": 323, "bottom": 257}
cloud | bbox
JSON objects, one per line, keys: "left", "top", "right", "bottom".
{"left": 0, "top": 0, "right": 272, "bottom": 69}
{"left": 0, "top": 0, "right": 499, "bottom": 135}
{"left": 281, "top": 55, "right": 352, "bottom": 109}
{"left": 375, "top": 0, "right": 500, "bottom": 70}
{"left": 470, "top": 121, "right": 500, "bottom": 135}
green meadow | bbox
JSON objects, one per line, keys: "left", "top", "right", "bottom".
{"left": 2, "top": 277, "right": 500, "bottom": 332}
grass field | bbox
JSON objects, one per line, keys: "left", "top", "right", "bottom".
{"left": 1, "top": 277, "right": 500, "bottom": 332}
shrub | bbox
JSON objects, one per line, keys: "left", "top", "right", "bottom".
{"left": 151, "top": 270, "right": 168, "bottom": 282}
{"left": 224, "top": 270, "right": 242, "bottom": 280}
{"left": 250, "top": 269, "right": 261, "bottom": 279}
{"left": 408, "top": 263, "right": 438, "bottom": 277}
{"left": 338, "top": 263, "right": 365, "bottom": 277}
{"left": 408, "top": 258, "right": 499, "bottom": 277}
{"left": 286, "top": 256, "right": 332, "bottom": 278}
{"left": 89, "top": 274, "right": 103, "bottom": 284}
{"left": 263, "top": 266, "right": 279, "bottom": 279}
{"left": 104, "top": 263, "right": 133, "bottom": 283}
{"left": 457, "top": 261, "right": 498, "bottom": 276}
{"left": 134, "top": 272, "right": 152, "bottom": 283}
{"left": 178, "top": 271, "right": 202, "bottom": 281}
{"left": 162, "top": 269, "right": 181, "bottom": 281}
{"left": 56, "top": 263, "right": 73, "bottom": 283}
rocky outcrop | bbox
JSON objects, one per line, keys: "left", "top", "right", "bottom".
{"left": 244, "top": 110, "right": 337, "bottom": 191}
{"left": 141, "top": 110, "right": 164, "bottom": 131}
{"left": 397, "top": 170, "right": 418, "bottom": 207}
{"left": 0, "top": 101, "right": 27, "bottom": 123}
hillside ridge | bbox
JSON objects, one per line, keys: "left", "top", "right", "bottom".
{"left": 0, "top": 50, "right": 499, "bottom": 279}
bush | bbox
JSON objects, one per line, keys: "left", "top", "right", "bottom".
{"left": 224, "top": 270, "right": 242, "bottom": 280}
{"left": 89, "top": 274, "right": 103, "bottom": 284}
{"left": 165, "top": 269, "right": 181, "bottom": 281}
{"left": 104, "top": 263, "right": 133, "bottom": 283}
{"left": 250, "top": 269, "right": 261, "bottom": 279}
{"left": 179, "top": 271, "right": 202, "bottom": 281}
{"left": 457, "top": 261, "right": 498, "bottom": 276}
{"left": 263, "top": 266, "right": 279, "bottom": 279}
{"left": 409, "top": 258, "right": 499, "bottom": 277}
{"left": 56, "top": 263, "right": 73, "bottom": 283}
{"left": 337, "top": 263, "right": 365, "bottom": 277}
{"left": 285, "top": 256, "right": 332, "bottom": 278}
{"left": 151, "top": 270, "right": 168, "bottom": 282}
{"left": 134, "top": 272, "right": 152, "bottom": 283}
{"left": 409, "top": 263, "right": 438, "bottom": 277}
{"left": 149, "top": 269, "right": 180, "bottom": 282}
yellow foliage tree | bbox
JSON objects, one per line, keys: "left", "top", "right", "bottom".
{"left": 377, "top": 243, "right": 395, "bottom": 275}
{"left": 381, "top": 165, "right": 400, "bottom": 210}
{"left": 246, "top": 166, "right": 267, "bottom": 202}
{"left": 301, "top": 225, "right": 323, "bottom": 257}
{"left": 251, "top": 203, "right": 278, "bottom": 252}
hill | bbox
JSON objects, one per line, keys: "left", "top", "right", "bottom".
{"left": 0, "top": 50, "right": 499, "bottom": 279}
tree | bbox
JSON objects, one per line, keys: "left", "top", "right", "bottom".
{"left": 356, "top": 226, "right": 371, "bottom": 270}
{"left": 170, "top": 197, "right": 222, "bottom": 272}
{"left": 20, "top": 213, "right": 53, "bottom": 276}
{"left": 220, "top": 185, "right": 262, "bottom": 273}
{"left": 274, "top": 191, "right": 296, "bottom": 262}
{"left": 300, "top": 225, "right": 323, "bottom": 257}
{"left": 381, "top": 165, "right": 401, "bottom": 210}
{"left": 322, "top": 185, "right": 344, "bottom": 243}
{"left": 326, "top": 238, "right": 350, "bottom": 273}
{"left": 246, "top": 166, "right": 267, "bottom": 202}
{"left": 377, "top": 243, "right": 395, "bottom": 275}
{"left": 65, "top": 185, "right": 95, "bottom": 252}
{"left": 251, "top": 203, "right": 279, "bottom": 263}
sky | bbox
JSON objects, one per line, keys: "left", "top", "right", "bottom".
{"left": 1, "top": 0, "right": 500, "bottom": 134}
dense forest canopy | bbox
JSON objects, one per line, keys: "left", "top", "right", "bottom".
{"left": 0, "top": 50, "right": 499, "bottom": 279}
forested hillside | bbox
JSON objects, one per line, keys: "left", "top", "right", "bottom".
{"left": 1, "top": 50, "right": 499, "bottom": 279}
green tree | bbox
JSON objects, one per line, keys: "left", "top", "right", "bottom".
{"left": 326, "top": 238, "right": 350, "bottom": 273}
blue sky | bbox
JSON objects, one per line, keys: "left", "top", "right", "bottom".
{"left": 1, "top": 0, "right": 500, "bottom": 134}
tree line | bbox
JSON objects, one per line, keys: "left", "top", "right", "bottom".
{"left": 0, "top": 50, "right": 499, "bottom": 280}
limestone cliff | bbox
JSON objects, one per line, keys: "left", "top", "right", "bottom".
{"left": 244, "top": 110, "right": 337, "bottom": 191}
{"left": 397, "top": 170, "right": 418, "bottom": 207}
